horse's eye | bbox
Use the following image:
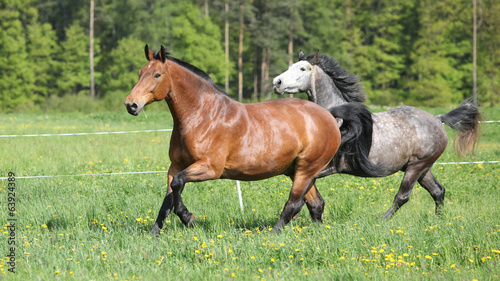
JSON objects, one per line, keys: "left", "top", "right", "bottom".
{"left": 154, "top": 73, "right": 161, "bottom": 78}
{"left": 300, "top": 67, "right": 306, "bottom": 71}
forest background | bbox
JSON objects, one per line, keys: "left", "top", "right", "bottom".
{"left": 1, "top": 0, "right": 499, "bottom": 113}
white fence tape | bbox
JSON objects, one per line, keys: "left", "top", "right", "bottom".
{"left": 0, "top": 129, "right": 172, "bottom": 138}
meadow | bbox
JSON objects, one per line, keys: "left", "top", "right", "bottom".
{"left": 0, "top": 105, "right": 499, "bottom": 280}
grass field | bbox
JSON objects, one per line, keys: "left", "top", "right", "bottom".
{"left": 1, "top": 105, "right": 499, "bottom": 280}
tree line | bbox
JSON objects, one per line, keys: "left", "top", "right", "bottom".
{"left": 1, "top": 0, "right": 498, "bottom": 113}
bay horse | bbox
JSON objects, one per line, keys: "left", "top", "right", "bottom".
{"left": 125, "top": 45, "right": 341, "bottom": 235}
{"left": 273, "top": 51, "right": 481, "bottom": 219}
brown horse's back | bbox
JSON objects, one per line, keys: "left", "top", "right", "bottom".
{"left": 220, "top": 98, "right": 340, "bottom": 180}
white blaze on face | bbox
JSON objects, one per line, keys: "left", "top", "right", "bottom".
{"left": 273, "top": 61, "right": 314, "bottom": 94}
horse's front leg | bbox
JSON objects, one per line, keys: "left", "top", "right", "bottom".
{"left": 170, "top": 160, "right": 222, "bottom": 227}
{"left": 151, "top": 165, "right": 179, "bottom": 237}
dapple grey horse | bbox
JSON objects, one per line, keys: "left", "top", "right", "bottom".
{"left": 273, "top": 51, "right": 481, "bottom": 219}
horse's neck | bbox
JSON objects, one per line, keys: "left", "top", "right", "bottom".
{"left": 167, "top": 63, "right": 228, "bottom": 124}
{"left": 309, "top": 67, "right": 348, "bottom": 108}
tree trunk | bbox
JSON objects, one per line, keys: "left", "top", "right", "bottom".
{"left": 265, "top": 48, "right": 271, "bottom": 100}
{"left": 225, "top": 1, "right": 230, "bottom": 94}
{"left": 238, "top": 0, "right": 244, "bottom": 102}
{"left": 472, "top": 0, "right": 477, "bottom": 105}
{"left": 288, "top": 7, "right": 294, "bottom": 98}
{"left": 253, "top": 45, "right": 259, "bottom": 101}
{"left": 90, "top": 0, "right": 95, "bottom": 98}
{"left": 260, "top": 48, "right": 267, "bottom": 98}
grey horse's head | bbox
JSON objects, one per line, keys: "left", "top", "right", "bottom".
{"left": 273, "top": 50, "right": 366, "bottom": 107}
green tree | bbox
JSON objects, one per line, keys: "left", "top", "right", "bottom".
{"left": 26, "top": 22, "right": 59, "bottom": 99}
{"left": 478, "top": 0, "right": 500, "bottom": 107}
{"left": 405, "top": 0, "right": 471, "bottom": 106}
{"left": 349, "top": 0, "right": 407, "bottom": 105}
{"left": 298, "top": 0, "right": 349, "bottom": 64}
{"left": 169, "top": 1, "right": 227, "bottom": 84}
{"left": 0, "top": 0, "right": 36, "bottom": 112}
{"left": 56, "top": 23, "right": 91, "bottom": 96}
{"left": 101, "top": 36, "right": 146, "bottom": 108}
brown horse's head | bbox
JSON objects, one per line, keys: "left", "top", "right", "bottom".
{"left": 125, "top": 45, "right": 171, "bottom": 116}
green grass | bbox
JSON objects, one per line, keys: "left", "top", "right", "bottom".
{"left": 1, "top": 106, "right": 499, "bottom": 280}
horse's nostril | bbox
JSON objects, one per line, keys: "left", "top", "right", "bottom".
{"left": 276, "top": 79, "right": 281, "bottom": 86}
{"left": 126, "top": 102, "right": 139, "bottom": 114}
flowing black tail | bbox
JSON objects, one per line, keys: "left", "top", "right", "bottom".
{"left": 317, "top": 103, "right": 381, "bottom": 178}
{"left": 436, "top": 100, "right": 482, "bottom": 157}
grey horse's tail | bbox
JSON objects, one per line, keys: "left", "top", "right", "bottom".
{"left": 437, "top": 100, "right": 482, "bottom": 157}
{"left": 318, "top": 103, "right": 382, "bottom": 178}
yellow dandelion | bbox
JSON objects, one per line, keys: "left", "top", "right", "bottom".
{"left": 41, "top": 224, "right": 48, "bottom": 228}
{"left": 54, "top": 271, "right": 60, "bottom": 274}
{"left": 425, "top": 255, "right": 432, "bottom": 259}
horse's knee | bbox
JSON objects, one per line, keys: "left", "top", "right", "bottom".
{"left": 171, "top": 172, "right": 185, "bottom": 190}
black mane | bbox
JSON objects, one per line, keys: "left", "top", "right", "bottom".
{"left": 153, "top": 50, "right": 229, "bottom": 97}
{"left": 301, "top": 53, "right": 366, "bottom": 103}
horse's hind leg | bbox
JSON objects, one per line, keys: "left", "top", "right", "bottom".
{"left": 418, "top": 169, "right": 445, "bottom": 215}
{"left": 304, "top": 184, "right": 325, "bottom": 223}
{"left": 382, "top": 166, "right": 425, "bottom": 219}
{"left": 272, "top": 176, "right": 315, "bottom": 233}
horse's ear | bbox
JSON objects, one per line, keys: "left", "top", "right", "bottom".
{"left": 145, "top": 44, "right": 154, "bottom": 61}
{"left": 311, "top": 50, "right": 320, "bottom": 64}
{"left": 159, "top": 45, "right": 167, "bottom": 63}
{"left": 298, "top": 50, "right": 305, "bottom": 60}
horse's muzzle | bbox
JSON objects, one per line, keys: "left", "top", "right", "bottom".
{"left": 272, "top": 78, "right": 284, "bottom": 95}
{"left": 125, "top": 102, "right": 140, "bottom": 116}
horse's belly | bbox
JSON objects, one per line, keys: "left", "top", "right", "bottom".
{"left": 220, "top": 152, "right": 297, "bottom": 181}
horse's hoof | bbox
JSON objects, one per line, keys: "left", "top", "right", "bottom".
{"left": 381, "top": 212, "right": 393, "bottom": 220}
{"left": 150, "top": 224, "right": 161, "bottom": 237}
{"left": 186, "top": 214, "right": 196, "bottom": 227}
{"left": 270, "top": 228, "right": 281, "bottom": 234}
